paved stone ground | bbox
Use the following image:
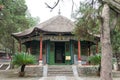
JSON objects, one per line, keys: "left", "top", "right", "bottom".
{"left": 38, "top": 76, "right": 120, "bottom": 80}
{"left": 0, "top": 69, "right": 120, "bottom": 80}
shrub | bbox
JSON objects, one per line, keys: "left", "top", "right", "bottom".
{"left": 88, "top": 54, "right": 101, "bottom": 65}
{"left": 12, "top": 52, "right": 36, "bottom": 77}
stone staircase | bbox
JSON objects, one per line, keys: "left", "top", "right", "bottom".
{"left": 0, "top": 64, "right": 10, "bottom": 70}
{"left": 47, "top": 65, "right": 74, "bottom": 76}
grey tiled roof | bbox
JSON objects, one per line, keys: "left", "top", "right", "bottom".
{"left": 12, "top": 15, "right": 75, "bottom": 37}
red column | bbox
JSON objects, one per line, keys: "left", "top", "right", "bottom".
{"left": 78, "top": 40, "right": 81, "bottom": 60}
{"left": 29, "top": 38, "right": 32, "bottom": 54}
{"left": 18, "top": 41, "right": 21, "bottom": 52}
{"left": 88, "top": 46, "right": 91, "bottom": 56}
{"left": 39, "top": 36, "right": 42, "bottom": 60}
{"left": 26, "top": 47, "right": 28, "bottom": 53}
{"left": 96, "top": 42, "right": 98, "bottom": 53}
{"left": 88, "top": 48, "right": 90, "bottom": 57}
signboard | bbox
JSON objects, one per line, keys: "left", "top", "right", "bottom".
{"left": 66, "top": 56, "right": 71, "bottom": 60}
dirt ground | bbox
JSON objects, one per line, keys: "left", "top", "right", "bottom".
{"left": 0, "top": 69, "right": 120, "bottom": 80}
{"left": 0, "top": 69, "right": 39, "bottom": 80}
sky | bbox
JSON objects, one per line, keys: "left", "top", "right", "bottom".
{"left": 25, "top": 0, "right": 80, "bottom": 23}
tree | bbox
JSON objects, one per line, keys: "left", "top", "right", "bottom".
{"left": 0, "top": 0, "right": 38, "bottom": 53}
{"left": 12, "top": 52, "right": 36, "bottom": 77}
{"left": 73, "top": 1, "right": 100, "bottom": 40}
{"left": 98, "top": 0, "right": 120, "bottom": 80}
{"left": 100, "top": 4, "right": 113, "bottom": 80}
{"left": 74, "top": 0, "right": 120, "bottom": 80}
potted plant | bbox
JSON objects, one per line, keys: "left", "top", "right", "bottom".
{"left": 88, "top": 54, "right": 101, "bottom": 76}
{"left": 12, "top": 52, "right": 36, "bottom": 77}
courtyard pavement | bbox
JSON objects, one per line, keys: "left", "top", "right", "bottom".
{"left": 38, "top": 76, "right": 120, "bottom": 80}
{"left": 1, "top": 76, "right": 120, "bottom": 80}
{"left": 0, "top": 69, "right": 120, "bottom": 80}
{"left": 0, "top": 62, "right": 120, "bottom": 80}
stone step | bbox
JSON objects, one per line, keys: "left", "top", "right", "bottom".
{"left": 48, "top": 71, "right": 73, "bottom": 74}
{"left": 47, "top": 65, "right": 73, "bottom": 76}
{"left": 48, "top": 67, "right": 72, "bottom": 69}
{"left": 0, "top": 64, "right": 9, "bottom": 70}
{"left": 48, "top": 71, "right": 73, "bottom": 73}
{"left": 48, "top": 70, "right": 73, "bottom": 72}
{"left": 48, "top": 67, "right": 72, "bottom": 70}
{"left": 48, "top": 69, "right": 72, "bottom": 71}
{"left": 47, "top": 74, "right": 74, "bottom": 76}
{"left": 47, "top": 74, "right": 73, "bottom": 76}
{"left": 48, "top": 66, "right": 72, "bottom": 68}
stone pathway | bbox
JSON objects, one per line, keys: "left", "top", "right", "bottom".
{"left": 55, "top": 76, "right": 67, "bottom": 80}
{"left": 38, "top": 76, "right": 97, "bottom": 80}
{"left": 38, "top": 76, "right": 120, "bottom": 80}
{"left": 38, "top": 76, "right": 78, "bottom": 80}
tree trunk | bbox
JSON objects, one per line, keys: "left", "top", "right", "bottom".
{"left": 19, "top": 64, "right": 26, "bottom": 77}
{"left": 97, "top": 64, "right": 101, "bottom": 76}
{"left": 100, "top": 4, "right": 113, "bottom": 80}
{"left": 21, "top": 64, "right": 25, "bottom": 72}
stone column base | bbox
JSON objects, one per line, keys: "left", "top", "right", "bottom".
{"left": 39, "top": 60, "right": 43, "bottom": 66}
{"left": 78, "top": 60, "right": 82, "bottom": 66}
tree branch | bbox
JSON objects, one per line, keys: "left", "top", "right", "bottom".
{"left": 71, "top": 0, "right": 74, "bottom": 13}
{"left": 45, "top": 0, "right": 60, "bottom": 11}
{"left": 103, "top": 0, "right": 120, "bottom": 13}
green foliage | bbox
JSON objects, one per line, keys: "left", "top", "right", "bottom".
{"left": 88, "top": 54, "right": 101, "bottom": 65}
{"left": 111, "top": 26, "right": 120, "bottom": 53}
{"left": 0, "top": 0, "right": 39, "bottom": 52}
{"left": 73, "top": 1, "right": 100, "bottom": 40}
{"left": 12, "top": 52, "right": 36, "bottom": 66}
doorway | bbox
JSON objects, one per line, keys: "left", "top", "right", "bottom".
{"left": 55, "top": 42, "right": 65, "bottom": 63}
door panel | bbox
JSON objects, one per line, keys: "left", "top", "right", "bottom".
{"left": 55, "top": 42, "right": 65, "bottom": 63}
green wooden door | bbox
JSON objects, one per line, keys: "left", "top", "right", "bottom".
{"left": 55, "top": 42, "right": 65, "bottom": 63}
